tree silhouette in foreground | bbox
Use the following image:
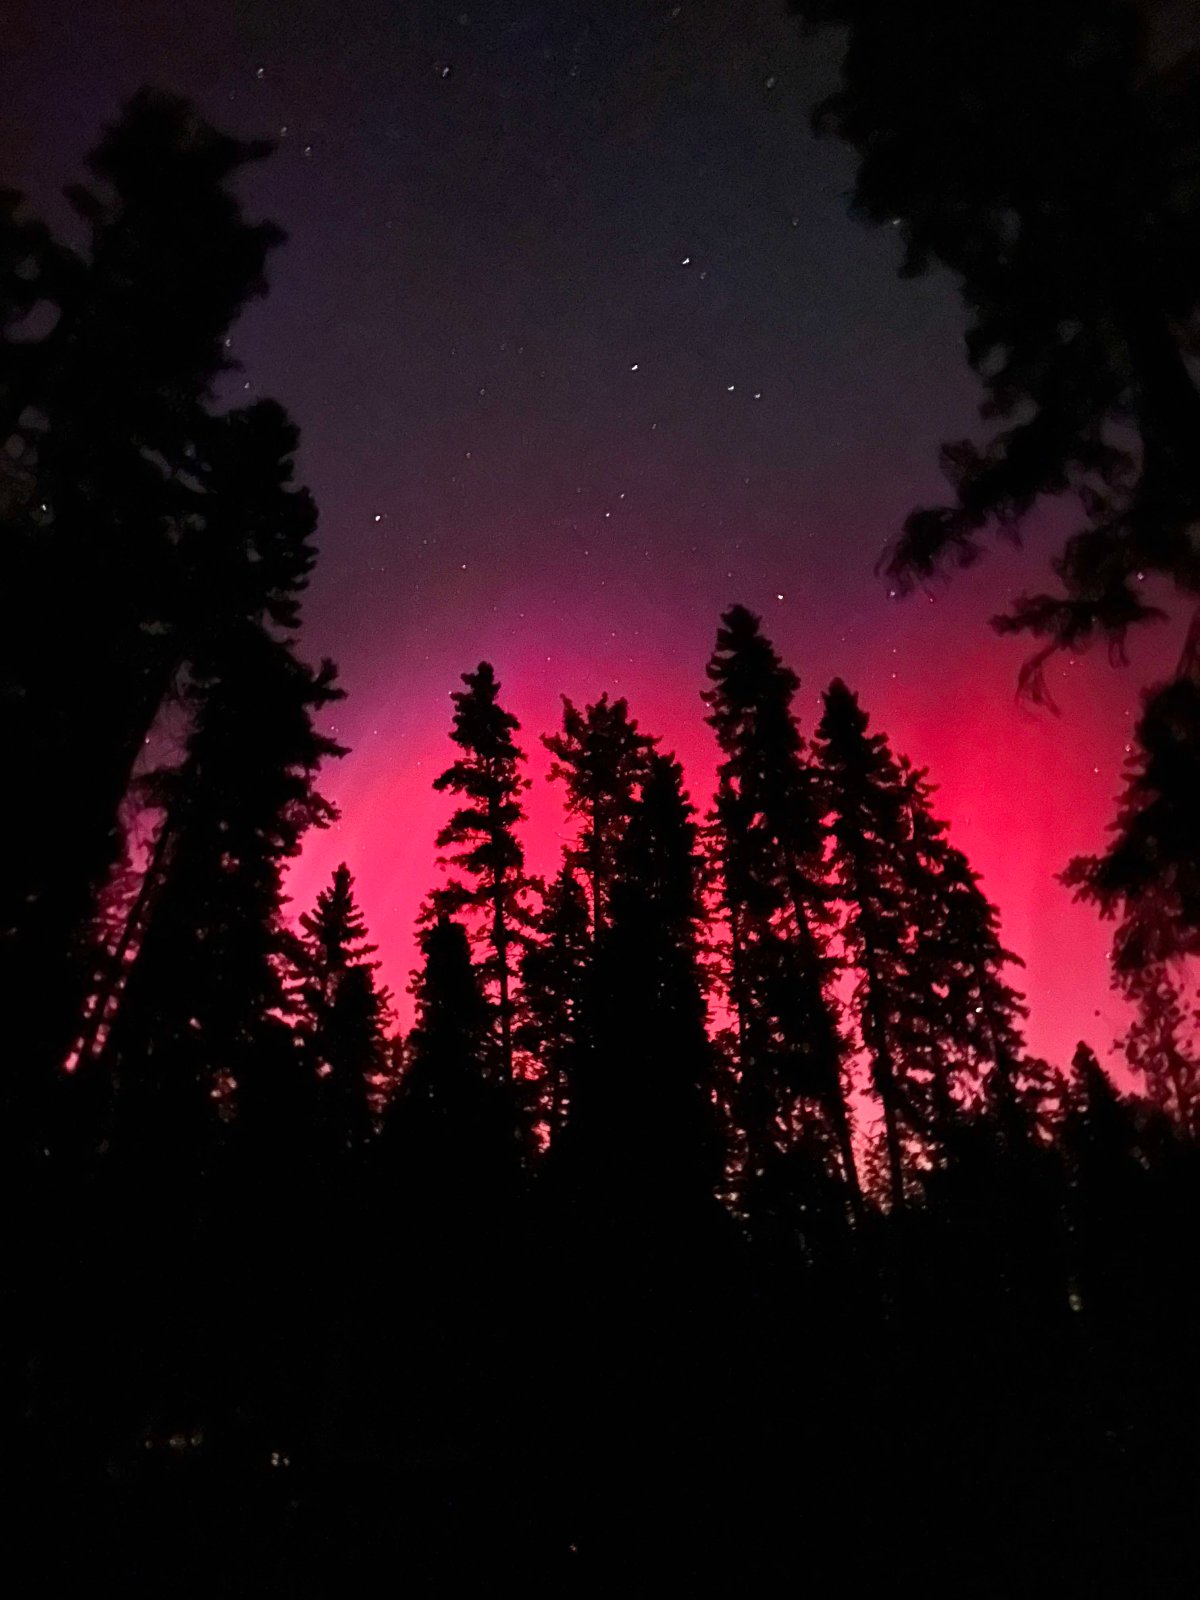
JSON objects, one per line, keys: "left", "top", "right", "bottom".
{"left": 299, "top": 863, "right": 391, "bottom": 1149}
{"left": 1065, "top": 671, "right": 1200, "bottom": 969}
{"left": 519, "top": 862, "right": 591, "bottom": 1141}
{"left": 794, "top": 0, "right": 1200, "bottom": 991}
{"left": 814, "top": 679, "right": 925, "bottom": 1209}
{"left": 1065, "top": 670, "right": 1200, "bottom": 1131}
{"left": 544, "top": 693, "right": 657, "bottom": 938}
{"left": 12, "top": 81, "right": 1200, "bottom": 1600}
{"left": 795, "top": 0, "right": 1200, "bottom": 677}
{"left": 1, "top": 91, "right": 288, "bottom": 1112}
{"left": 102, "top": 626, "right": 341, "bottom": 1166}
{"left": 388, "top": 912, "right": 522, "bottom": 1224}
{"left": 704, "top": 604, "right": 862, "bottom": 1230}
{"left": 432, "top": 662, "right": 531, "bottom": 1083}
{"left": 898, "top": 757, "right": 1030, "bottom": 1136}
{"left": 593, "top": 751, "right": 722, "bottom": 1213}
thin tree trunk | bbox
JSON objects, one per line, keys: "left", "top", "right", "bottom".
{"left": 492, "top": 873, "right": 513, "bottom": 1082}
{"left": 73, "top": 814, "right": 176, "bottom": 1076}
{"left": 861, "top": 954, "right": 905, "bottom": 1214}
{"left": 877, "top": 1068, "right": 906, "bottom": 1216}
{"left": 785, "top": 870, "right": 864, "bottom": 1222}
{"left": 826, "top": 1081, "right": 865, "bottom": 1227}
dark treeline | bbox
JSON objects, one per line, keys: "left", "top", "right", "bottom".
{"left": 6, "top": 91, "right": 1200, "bottom": 1596}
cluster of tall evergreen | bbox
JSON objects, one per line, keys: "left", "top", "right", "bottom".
{"left": 797, "top": 0, "right": 1200, "bottom": 994}
{"left": 7, "top": 86, "right": 1200, "bottom": 1593}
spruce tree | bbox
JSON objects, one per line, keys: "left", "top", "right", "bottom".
{"left": 796, "top": 1, "right": 1200, "bottom": 675}
{"left": 432, "top": 661, "right": 530, "bottom": 1081}
{"left": 1064, "top": 672, "right": 1200, "bottom": 971}
{"left": 1118, "top": 961, "right": 1200, "bottom": 1138}
{"left": 544, "top": 693, "right": 657, "bottom": 937}
{"left": 1064, "top": 672, "right": 1200, "bottom": 1134}
{"left": 795, "top": 2, "right": 1200, "bottom": 1013}
{"left": 87, "top": 623, "right": 341, "bottom": 1468}
{"left": 102, "top": 626, "right": 342, "bottom": 1167}
{"left": 2, "top": 92, "right": 292, "bottom": 1105}
{"left": 389, "top": 912, "right": 522, "bottom": 1218}
{"left": 299, "top": 863, "right": 391, "bottom": 1149}
{"left": 703, "top": 605, "right": 861, "bottom": 1221}
{"left": 815, "top": 679, "right": 936, "bottom": 1209}
{"left": 817, "top": 681, "right": 1032, "bottom": 1205}
{"left": 1060, "top": 1041, "right": 1151, "bottom": 1328}
{"left": 518, "top": 863, "right": 592, "bottom": 1142}
{"left": 899, "top": 758, "right": 1030, "bottom": 1132}
{"left": 587, "top": 751, "right": 722, "bottom": 1211}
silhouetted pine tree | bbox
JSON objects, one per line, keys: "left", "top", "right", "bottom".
{"left": 76, "top": 622, "right": 340, "bottom": 1470}
{"left": 1064, "top": 671, "right": 1200, "bottom": 1135}
{"left": 817, "top": 683, "right": 1034, "bottom": 1205}
{"left": 70, "top": 401, "right": 321, "bottom": 1085}
{"left": 703, "top": 605, "right": 861, "bottom": 1227}
{"left": 796, "top": 0, "right": 1200, "bottom": 679}
{"left": 1118, "top": 961, "right": 1200, "bottom": 1138}
{"left": 432, "top": 662, "right": 531, "bottom": 1081}
{"left": 299, "top": 863, "right": 391, "bottom": 1150}
{"left": 796, "top": 1, "right": 1200, "bottom": 1017}
{"left": 389, "top": 912, "right": 523, "bottom": 1221}
{"left": 2, "top": 92, "right": 286, "bottom": 1099}
{"left": 815, "top": 679, "right": 934, "bottom": 1209}
{"left": 588, "top": 752, "right": 722, "bottom": 1213}
{"left": 544, "top": 694, "right": 657, "bottom": 937}
{"left": 1065, "top": 672, "right": 1200, "bottom": 971}
{"left": 519, "top": 863, "right": 591, "bottom": 1142}
{"left": 899, "top": 758, "right": 1031, "bottom": 1136}
{"left": 102, "top": 626, "right": 342, "bottom": 1167}
{"left": 1059, "top": 1042, "right": 1152, "bottom": 1329}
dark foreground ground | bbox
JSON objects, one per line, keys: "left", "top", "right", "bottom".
{"left": 14, "top": 1183, "right": 1200, "bottom": 1597}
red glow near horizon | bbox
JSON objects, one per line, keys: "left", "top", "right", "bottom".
{"left": 286, "top": 558, "right": 1186, "bottom": 1075}
{"left": 20, "top": 0, "right": 1185, "bottom": 1090}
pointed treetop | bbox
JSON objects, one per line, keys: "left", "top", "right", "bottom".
{"left": 439, "top": 661, "right": 525, "bottom": 771}
{"left": 300, "top": 861, "right": 378, "bottom": 972}
{"left": 704, "top": 605, "right": 801, "bottom": 749}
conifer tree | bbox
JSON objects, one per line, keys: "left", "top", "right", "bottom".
{"left": 1064, "top": 672, "right": 1200, "bottom": 1134}
{"left": 299, "top": 863, "right": 391, "bottom": 1149}
{"left": 432, "top": 661, "right": 530, "bottom": 1081}
{"left": 815, "top": 679, "right": 937, "bottom": 1209}
{"left": 1064, "top": 672, "right": 1200, "bottom": 971}
{"left": 1118, "top": 962, "right": 1200, "bottom": 1138}
{"left": 586, "top": 752, "right": 721, "bottom": 1208}
{"left": 1059, "top": 1040, "right": 1154, "bottom": 1326}
{"left": 900, "top": 759, "right": 1030, "bottom": 1129}
{"left": 519, "top": 863, "right": 592, "bottom": 1141}
{"left": 103, "top": 626, "right": 342, "bottom": 1164}
{"left": 544, "top": 694, "right": 657, "bottom": 937}
{"left": 796, "top": 1, "right": 1200, "bottom": 995}
{"left": 1063, "top": 1043, "right": 1139, "bottom": 1164}
{"left": 703, "top": 606, "right": 861, "bottom": 1220}
{"left": 817, "top": 682, "right": 1032, "bottom": 1204}
{"left": 2, "top": 92, "right": 293, "bottom": 1102}
{"left": 796, "top": 1, "right": 1200, "bottom": 676}
{"left": 83, "top": 621, "right": 341, "bottom": 1472}
{"left": 390, "top": 913, "right": 522, "bottom": 1215}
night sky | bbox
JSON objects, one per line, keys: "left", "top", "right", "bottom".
{"left": 6, "top": 0, "right": 1184, "bottom": 1060}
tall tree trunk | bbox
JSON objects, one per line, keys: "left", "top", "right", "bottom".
{"left": 826, "top": 1079, "right": 866, "bottom": 1227}
{"left": 492, "top": 874, "right": 513, "bottom": 1082}
{"left": 786, "top": 872, "right": 864, "bottom": 1222}
{"left": 73, "top": 815, "right": 176, "bottom": 1078}
{"left": 861, "top": 953, "right": 905, "bottom": 1214}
